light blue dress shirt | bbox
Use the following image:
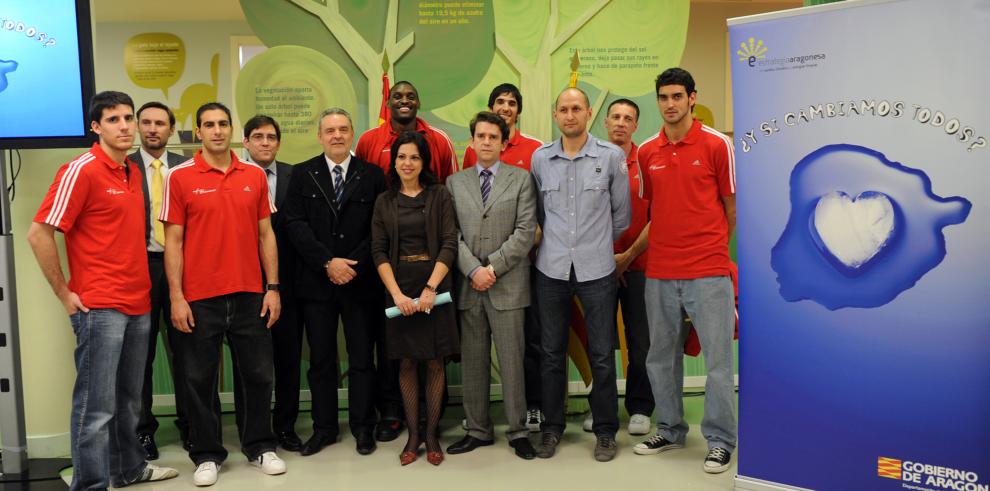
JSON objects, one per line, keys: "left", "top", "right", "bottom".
{"left": 531, "top": 135, "right": 630, "bottom": 282}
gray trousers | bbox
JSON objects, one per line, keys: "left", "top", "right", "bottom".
{"left": 645, "top": 276, "right": 737, "bottom": 451}
{"left": 459, "top": 293, "right": 529, "bottom": 441}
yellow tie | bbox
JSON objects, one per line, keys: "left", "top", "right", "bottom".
{"left": 150, "top": 159, "right": 165, "bottom": 244}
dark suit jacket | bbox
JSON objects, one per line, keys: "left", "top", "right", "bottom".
{"left": 371, "top": 184, "right": 458, "bottom": 295}
{"left": 283, "top": 155, "right": 386, "bottom": 301}
{"left": 268, "top": 161, "right": 296, "bottom": 293}
{"left": 128, "top": 149, "right": 188, "bottom": 245}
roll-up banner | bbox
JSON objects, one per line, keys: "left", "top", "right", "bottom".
{"left": 730, "top": 1, "right": 989, "bottom": 490}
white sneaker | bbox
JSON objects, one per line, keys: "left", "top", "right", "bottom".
{"left": 582, "top": 413, "right": 594, "bottom": 432}
{"left": 193, "top": 462, "right": 219, "bottom": 487}
{"left": 250, "top": 451, "right": 287, "bottom": 475}
{"left": 135, "top": 463, "right": 179, "bottom": 483}
{"left": 627, "top": 414, "right": 651, "bottom": 435}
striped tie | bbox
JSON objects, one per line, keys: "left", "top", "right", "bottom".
{"left": 333, "top": 165, "right": 344, "bottom": 203}
{"left": 480, "top": 169, "right": 492, "bottom": 205}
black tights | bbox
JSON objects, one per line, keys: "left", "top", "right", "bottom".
{"left": 399, "top": 358, "right": 445, "bottom": 454}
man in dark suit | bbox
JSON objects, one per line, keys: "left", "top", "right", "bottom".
{"left": 130, "top": 101, "right": 191, "bottom": 460}
{"left": 242, "top": 115, "right": 305, "bottom": 453}
{"left": 283, "top": 108, "right": 386, "bottom": 456}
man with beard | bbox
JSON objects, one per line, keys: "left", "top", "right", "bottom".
{"left": 129, "top": 101, "right": 192, "bottom": 459}
{"left": 530, "top": 88, "right": 630, "bottom": 462}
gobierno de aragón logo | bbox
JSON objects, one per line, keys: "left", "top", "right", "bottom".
{"left": 736, "top": 37, "right": 825, "bottom": 70}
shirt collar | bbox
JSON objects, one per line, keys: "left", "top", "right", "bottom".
{"left": 657, "top": 119, "right": 703, "bottom": 147}
{"left": 242, "top": 152, "right": 276, "bottom": 172}
{"left": 547, "top": 133, "right": 599, "bottom": 160}
{"left": 626, "top": 142, "right": 639, "bottom": 166}
{"left": 476, "top": 160, "right": 501, "bottom": 177}
{"left": 139, "top": 147, "right": 167, "bottom": 168}
{"left": 388, "top": 116, "right": 430, "bottom": 136}
{"left": 91, "top": 143, "right": 129, "bottom": 170}
{"left": 325, "top": 153, "right": 352, "bottom": 175}
{"left": 193, "top": 149, "right": 243, "bottom": 173}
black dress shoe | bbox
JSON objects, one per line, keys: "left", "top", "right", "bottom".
{"left": 375, "top": 420, "right": 404, "bottom": 442}
{"left": 509, "top": 437, "right": 537, "bottom": 460}
{"left": 138, "top": 434, "right": 159, "bottom": 460}
{"left": 355, "top": 431, "right": 376, "bottom": 455}
{"left": 446, "top": 435, "right": 494, "bottom": 455}
{"left": 300, "top": 431, "right": 338, "bottom": 456}
{"left": 277, "top": 431, "right": 303, "bottom": 452}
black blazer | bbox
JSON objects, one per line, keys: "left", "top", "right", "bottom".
{"left": 269, "top": 161, "right": 296, "bottom": 293}
{"left": 283, "top": 154, "right": 386, "bottom": 301}
{"left": 128, "top": 149, "right": 188, "bottom": 245}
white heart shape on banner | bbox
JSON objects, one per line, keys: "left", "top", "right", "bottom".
{"left": 813, "top": 191, "right": 895, "bottom": 269}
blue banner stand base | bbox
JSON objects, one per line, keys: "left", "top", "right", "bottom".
{"left": 736, "top": 476, "right": 813, "bottom": 491}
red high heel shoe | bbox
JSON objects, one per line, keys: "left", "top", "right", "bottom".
{"left": 400, "top": 450, "right": 418, "bottom": 466}
{"left": 427, "top": 450, "right": 444, "bottom": 466}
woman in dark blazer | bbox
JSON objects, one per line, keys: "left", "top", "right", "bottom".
{"left": 371, "top": 131, "right": 458, "bottom": 466}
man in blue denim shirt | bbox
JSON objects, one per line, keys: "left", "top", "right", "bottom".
{"left": 28, "top": 91, "right": 178, "bottom": 490}
{"left": 530, "top": 87, "right": 630, "bottom": 462}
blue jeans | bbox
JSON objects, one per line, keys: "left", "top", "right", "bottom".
{"left": 536, "top": 268, "right": 619, "bottom": 437}
{"left": 68, "top": 308, "right": 150, "bottom": 491}
{"left": 644, "top": 276, "right": 737, "bottom": 451}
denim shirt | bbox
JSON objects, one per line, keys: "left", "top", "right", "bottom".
{"left": 531, "top": 135, "right": 630, "bottom": 282}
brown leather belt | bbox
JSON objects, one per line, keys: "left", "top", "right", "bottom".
{"left": 399, "top": 253, "right": 431, "bottom": 262}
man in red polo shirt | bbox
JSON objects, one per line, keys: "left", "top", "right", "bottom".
{"left": 355, "top": 81, "right": 457, "bottom": 183}
{"left": 632, "top": 68, "right": 737, "bottom": 474}
{"left": 603, "top": 98, "right": 655, "bottom": 437}
{"left": 160, "top": 102, "right": 284, "bottom": 486}
{"left": 462, "top": 83, "right": 543, "bottom": 171}
{"left": 28, "top": 91, "right": 179, "bottom": 490}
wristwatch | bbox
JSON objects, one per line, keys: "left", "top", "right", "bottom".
{"left": 424, "top": 284, "right": 438, "bottom": 294}
{"left": 265, "top": 283, "right": 280, "bottom": 292}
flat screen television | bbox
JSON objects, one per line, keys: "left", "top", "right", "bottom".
{"left": 0, "top": 0, "right": 96, "bottom": 149}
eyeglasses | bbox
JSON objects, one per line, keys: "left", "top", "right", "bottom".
{"left": 249, "top": 133, "right": 279, "bottom": 142}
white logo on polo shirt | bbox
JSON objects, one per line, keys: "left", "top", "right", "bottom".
{"left": 650, "top": 165, "right": 666, "bottom": 170}
{"left": 105, "top": 188, "right": 124, "bottom": 196}
{"left": 192, "top": 188, "right": 217, "bottom": 195}
{"left": 243, "top": 185, "right": 252, "bottom": 192}
{"left": 691, "top": 159, "right": 702, "bottom": 166}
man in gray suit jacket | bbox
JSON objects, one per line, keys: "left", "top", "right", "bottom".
{"left": 129, "top": 101, "right": 190, "bottom": 459}
{"left": 445, "top": 112, "right": 538, "bottom": 460}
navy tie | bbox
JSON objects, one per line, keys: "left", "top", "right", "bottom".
{"left": 333, "top": 165, "right": 344, "bottom": 203}
{"left": 480, "top": 169, "right": 492, "bottom": 205}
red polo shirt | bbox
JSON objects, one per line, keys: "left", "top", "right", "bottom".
{"left": 462, "top": 129, "right": 543, "bottom": 171}
{"left": 613, "top": 142, "right": 649, "bottom": 272}
{"left": 637, "top": 120, "right": 735, "bottom": 279}
{"left": 159, "top": 149, "right": 275, "bottom": 302}
{"left": 355, "top": 117, "right": 458, "bottom": 183}
{"left": 34, "top": 143, "right": 151, "bottom": 315}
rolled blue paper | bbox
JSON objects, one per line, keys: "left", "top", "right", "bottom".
{"left": 385, "top": 291, "right": 452, "bottom": 319}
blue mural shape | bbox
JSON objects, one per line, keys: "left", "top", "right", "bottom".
{"left": 771, "top": 144, "right": 970, "bottom": 309}
{"left": 0, "top": 59, "right": 18, "bottom": 93}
